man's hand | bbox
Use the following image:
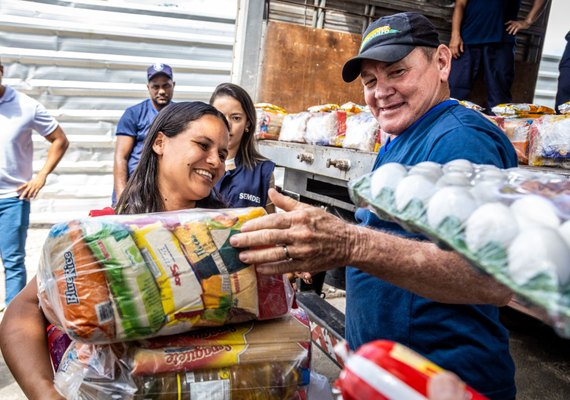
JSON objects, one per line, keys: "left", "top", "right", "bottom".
{"left": 505, "top": 19, "right": 530, "bottom": 35}
{"left": 17, "top": 173, "right": 47, "bottom": 200}
{"left": 449, "top": 34, "right": 464, "bottom": 59}
{"left": 230, "top": 188, "right": 355, "bottom": 276}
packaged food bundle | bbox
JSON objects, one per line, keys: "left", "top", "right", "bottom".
{"left": 492, "top": 103, "right": 555, "bottom": 118}
{"left": 340, "top": 102, "right": 365, "bottom": 114}
{"left": 334, "top": 340, "right": 487, "bottom": 400}
{"left": 53, "top": 309, "right": 311, "bottom": 400}
{"left": 349, "top": 160, "right": 570, "bottom": 337}
{"left": 279, "top": 112, "right": 311, "bottom": 143}
{"left": 503, "top": 118, "right": 533, "bottom": 164}
{"left": 254, "top": 103, "right": 287, "bottom": 140}
{"left": 307, "top": 103, "right": 340, "bottom": 113}
{"left": 559, "top": 101, "right": 570, "bottom": 115}
{"left": 454, "top": 98, "right": 485, "bottom": 112}
{"left": 38, "top": 208, "right": 293, "bottom": 343}
{"left": 529, "top": 115, "right": 570, "bottom": 168}
{"left": 304, "top": 110, "right": 347, "bottom": 147}
{"left": 343, "top": 112, "right": 380, "bottom": 152}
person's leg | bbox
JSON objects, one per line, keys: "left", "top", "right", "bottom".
{"left": 555, "top": 32, "right": 570, "bottom": 112}
{"left": 449, "top": 45, "right": 481, "bottom": 101}
{"left": 0, "top": 197, "right": 30, "bottom": 305}
{"left": 482, "top": 42, "right": 515, "bottom": 109}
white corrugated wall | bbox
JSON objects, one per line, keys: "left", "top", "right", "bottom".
{"left": 0, "top": 0, "right": 237, "bottom": 224}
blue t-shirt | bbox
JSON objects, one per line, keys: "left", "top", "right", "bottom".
{"left": 346, "top": 100, "right": 518, "bottom": 400}
{"left": 215, "top": 156, "right": 275, "bottom": 208}
{"left": 115, "top": 99, "right": 159, "bottom": 177}
{"left": 461, "top": 0, "right": 521, "bottom": 45}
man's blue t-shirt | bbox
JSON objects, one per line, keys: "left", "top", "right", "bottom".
{"left": 346, "top": 100, "right": 518, "bottom": 400}
{"left": 115, "top": 99, "right": 159, "bottom": 177}
{"left": 461, "top": 0, "right": 521, "bottom": 45}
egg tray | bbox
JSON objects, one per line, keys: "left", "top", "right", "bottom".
{"left": 349, "top": 172, "right": 570, "bottom": 338}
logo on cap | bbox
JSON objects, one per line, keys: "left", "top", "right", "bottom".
{"left": 360, "top": 25, "right": 401, "bottom": 51}
{"left": 152, "top": 63, "right": 165, "bottom": 72}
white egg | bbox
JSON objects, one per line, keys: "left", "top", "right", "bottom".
{"left": 395, "top": 174, "right": 436, "bottom": 212}
{"left": 510, "top": 195, "right": 560, "bottom": 230}
{"left": 508, "top": 227, "right": 570, "bottom": 286}
{"left": 370, "top": 163, "right": 408, "bottom": 198}
{"left": 558, "top": 220, "right": 570, "bottom": 248}
{"left": 470, "top": 181, "right": 501, "bottom": 205}
{"left": 436, "top": 172, "right": 472, "bottom": 188}
{"left": 427, "top": 186, "right": 478, "bottom": 229}
{"left": 465, "top": 203, "right": 519, "bottom": 253}
{"left": 442, "top": 159, "right": 474, "bottom": 175}
{"left": 408, "top": 161, "right": 443, "bottom": 183}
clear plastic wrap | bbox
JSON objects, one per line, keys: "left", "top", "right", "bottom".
{"left": 304, "top": 111, "right": 347, "bottom": 147}
{"left": 343, "top": 112, "right": 380, "bottom": 152}
{"left": 349, "top": 160, "right": 570, "bottom": 337}
{"left": 38, "top": 208, "right": 294, "bottom": 343}
{"left": 54, "top": 309, "right": 311, "bottom": 400}
{"left": 560, "top": 101, "right": 570, "bottom": 115}
{"left": 503, "top": 118, "right": 533, "bottom": 165}
{"left": 255, "top": 103, "right": 287, "bottom": 140}
{"left": 492, "top": 103, "right": 555, "bottom": 118}
{"left": 279, "top": 112, "right": 311, "bottom": 143}
{"left": 529, "top": 115, "right": 570, "bottom": 168}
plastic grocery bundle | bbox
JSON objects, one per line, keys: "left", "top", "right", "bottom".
{"left": 560, "top": 101, "right": 570, "bottom": 115}
{"left": 343, "top": 112, "right": 380, "bottom": 152}
{"left": 255, "top": 103, "right": 287, "bottom": 140}
{"left": 334, "top": 340, "right": 487, "bottom": 400}
{"left": 279, "top": 112, "right": 311, "bottom": 143}
{"left": 38, "top": 207, "right": 293, "bottom": 343}
{"left": 529, "top": 115, "right": 570, "bottom": 169}
{"left": 54, "top": 308, "right": 311, "bottom": 400}
{"left": 492, "top": 103, "right": 555, "bottom": 119}
{"left": 349, "top": 160, "right": 570, "bottom": 337}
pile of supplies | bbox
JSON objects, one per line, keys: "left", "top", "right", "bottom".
{"left": 350, "top": 160, "right": 570, "bottom": 338}
{"left": 37, "top": 208, "right": 313, "bottom": 399}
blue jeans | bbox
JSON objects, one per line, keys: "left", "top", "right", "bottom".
{"left": 0, "top": 197, "right": 30, "bottom": 304}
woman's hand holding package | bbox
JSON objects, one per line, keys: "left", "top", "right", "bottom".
{"left": 230, "top": 188, "right": 356, "bottom": 275}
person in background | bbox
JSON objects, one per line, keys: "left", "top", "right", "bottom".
{"left": 229, "top": 12, "right": 518, "bottom": 400}
{"left": 0, "top": 58, "right": 69, "bottom": 309}
{"left": 449, "top": 0, "right": 546, "bottom": 109}
{"left": 209, "top": 83, "right": 276, "bottom": 213}
{"left": 555, "top": 32, "right": 570, "bottom": 112}
{"left": 0, "top": 101, "right": 229, "bottom": 400}
{"left": 113, "top": 63, "right": 175, "bottom": 204}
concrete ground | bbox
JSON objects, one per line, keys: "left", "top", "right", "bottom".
{"left": 1, "top": 229, "right": 570, "bottom": 399}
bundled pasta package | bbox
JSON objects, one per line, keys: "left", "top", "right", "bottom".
{"left": 349, "top": 160, "right": 570, "bottom": 337}
{"left": 38, "top": 207, "right": 294, "bottom": 343}
{"left": 529, "top": 115, "right": 570, "bottom": 168}
{"left": 492, "top": 103, "right": 555, "bottom": 118}
{"left": 279, "top": 112, "right": 311, "bottom": 143}
{"left": 343, "top": 112, "right": 380, "bottom": 152}
{"left": 255, "top": 103, "right": 287, "bottom": 140}
{"left": 503, "top": 118, "right": 533, "bottom": 165}
{"left": 53, "top": 309, "right": 311, "bottom": 400}
{"left": 304, "top": 111, "right": 347, "bottom": 147}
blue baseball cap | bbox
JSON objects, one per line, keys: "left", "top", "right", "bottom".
{"left": 342, "top": 12, "right": 440, "bottom": 83}
{"left": 147, "top": 63, "right": 173, "bottom": 81}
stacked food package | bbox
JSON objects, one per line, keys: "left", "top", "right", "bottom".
{"left": 255, "top": 103, "right": 287, "bottom": 140}
{"left": 343, "top": 104, "right": 381, "bottom": 152}
{"left": 37, "top": 208, "right": 306, "bottom": 398}
{"left": 304, "top": 104, "right": 347, "bottom": 147}
{"left": 349, "top": 160, "right": 570, "bottom": 337}
{"left": 528, "top": 115, "right": 570, "bottom": 169}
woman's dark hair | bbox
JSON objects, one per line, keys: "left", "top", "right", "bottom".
{"left": 209, "top": 83, "right": 267, "bottom": 169}
{"left": 115, "top": 101, "right": 230, "bottom": 214}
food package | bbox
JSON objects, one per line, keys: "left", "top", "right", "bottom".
{"left": 304, "top": 111, "right": 347, "bottom": 147}
{"left": 53, "top": 309, "right": 311, "bottom": 400}
{"left": 492, "top": 103, "right": 555, "bottom": 118}
{"left": 340, "top": 102, "right": 365, "bottom": 114}
{"left": 503, "top": 118, "right": 533, "bottom": 165}
{"left": 529, "top": 115, "right": 570, "bottom": 168}
{"left": 279, "top": 112, "right": 311, "bottom": 143}
{"left": 559, "top": 101, "right": 570, "bottom": 115}
{"left": 454, "top": 98, "right": 485, "bottom": 112}
{"left": 255, "top": 103, "right": 287, "bottom": 140}
{"left": 307, "top": 103, "right": 340, "bottom": 113}
{"left": 349, "top": 160, "right": 570, "bottom": 337}
{"left": 343, "top": 112, "right": 380, "bottom": 152}
{"left": 38, "top": 208, "right": 294, "bottom": 343}
{"left": 334, "top": 340, "right": 487, "bottom": 400}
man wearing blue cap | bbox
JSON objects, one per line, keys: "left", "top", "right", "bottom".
{"left": 113, "top": 63, "right": 175, "bottom": 204}
{"left": 229, "top": 12, "right": 518, "bottom": 400}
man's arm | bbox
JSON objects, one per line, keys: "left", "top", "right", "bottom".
{"left": 17, "top": 125, "right": 69, "bottom": 200}
{"left": 231, "top": 189, "right": 513, "bottom": 306}
{"left": 505, "top": 0, "right": 547, "bottom": 35}
{"left": 113, "top": 135, "right": 136, "bottom": 201}
{"left": 0, "top": 277, "right": 64, "bottom": 400}
{"left": 449, "top": 0, "right": 468, "bottom": 59}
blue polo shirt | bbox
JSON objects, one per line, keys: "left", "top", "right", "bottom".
{"left": 346, "top": 100, "right": 517, "bottom": 400}
{"left": 461, "top": 0, "right": 521, "bottom": 44}
{"left": 115, "top": 99, "right": 160, "bottom": 177}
